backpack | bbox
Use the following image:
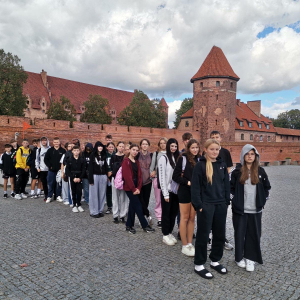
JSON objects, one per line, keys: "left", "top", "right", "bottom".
{"left": 114, "top": 166, "right": 124, "bottom": 190}
{"left": 13, "top": 148, "right": 32, "bottom": 166}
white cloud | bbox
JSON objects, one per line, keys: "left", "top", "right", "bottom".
{"left": 0, "top": 0, "right": 300, "bottom": 98}
{"left": 167, "top": 100, "right": 182, "bottom": 128}
{"left": 262, "top": 101, "right": 300, "bottom": 118}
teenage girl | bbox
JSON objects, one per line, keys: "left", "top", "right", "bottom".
{"left": 150, "top": 137, "right": 167, "bottom": 228}
{"left": 191, "top": 139, "right": 230, "bottom": 279}
{"left": 122, "top": 144, "right": 155, "bottom": 234}
{"left": 231, "top": 144, "right": 271, "bottom": 272}
{"left": 105, "top": 142, "right": 115, "bottom": 214}
{"left": 110, "top": 141, "right": 128, "bottom": 224}
{"left": 137, "top": 139, "right": 153, "bottom": 224}
{"left": 88, "top": 141, "right": 108, "bottom": 218}
{"left": 172, "top": 139, "right": 200, "bottom": 257}
{"left": 157, "top": 138, "right": 180, "bottom": 246}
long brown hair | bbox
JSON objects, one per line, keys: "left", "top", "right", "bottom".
{"left": 126, "top": 143, "right": 139, "bottom": 158}
{"left": 240, "top": 150, "right": 259, "bottom": 185}
{"left": 185, "top": 139, "right": 200, "bottom": 167}
{"left": 204, "top": 139, "right": 220, "bottom": 185}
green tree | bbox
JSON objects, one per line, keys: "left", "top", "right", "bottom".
{"left": 173, "top": 97, "right": 193, "bottom": 128}
{"left": 118, "top": 90, "right": 167, "bottom": 128}
{"left": 47, "top": 95, "right": 76, "bottom": 125}
{"left": 0, "top": 49, "right": 28, "bottom": 116}
{"left": 272, "top": 109, "right": 300, "bottom": 129}
{"left": 80, "top": 94, "right": 112, "bottom": 124}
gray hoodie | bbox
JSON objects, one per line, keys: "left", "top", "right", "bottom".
{"left": 35, "top": 137, "right": 50, "bottom": 171}
{"left": 240, "top": 144, "right": 260, "bottom": 165}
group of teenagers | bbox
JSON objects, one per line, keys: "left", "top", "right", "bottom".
{"left": 0, "top": 131, "right": 271, "bottom": 280}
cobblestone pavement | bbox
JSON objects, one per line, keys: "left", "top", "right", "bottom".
{"left": 0, "top": 166, "right": 299, "bottom": 300}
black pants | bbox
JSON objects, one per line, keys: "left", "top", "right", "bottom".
{"left": 70, "top": 179, "right": 82, "bottom": 207}
{"left": 194, "top": 203, "right": 227, "bottom": 265}
{"left": 126, "top": 191, "right": 148, "bottom": 228}
{"left": 139, "top": 182, "right": 152, "bottom": 217}
{"left": 15, "top": 168, "right": 29, "bottom": 194}
{"left": 39, "top": 171, "right": 48, "bottom": 198}
{"left": 233, "top": 212, "right": 263, "bottom": 264}
{"left": 161, "top": 192, "right": 179, "bottom": 236}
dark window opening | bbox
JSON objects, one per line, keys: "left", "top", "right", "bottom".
{"left": 53, "top": 122, "right": 55, "bottom": 127}
{"left": 250, "top": 134, "right": 253, "bottom": 140}
{"left": 185, "top": 121, "right": 189, "bottom": 127}
{"left": 200, "top": 82, "right": 203, "bottom": 88}
{"left": 241, "top": 134, "right": 244, "bottom": 140}
{"left": 231, "top": 82, "right": 233, "bottom": 88}
{"left": 260, "top": 135, "right": 263, "bottom": 141}
{"left": 216, "top": 81, "right": 220, "bottom": 87}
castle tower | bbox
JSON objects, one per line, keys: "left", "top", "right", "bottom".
{"left": 160, "top": 97, "right": 169, "bottom": 128}
{"left": 191, "top": 46, "right": 239, "bottom": 144}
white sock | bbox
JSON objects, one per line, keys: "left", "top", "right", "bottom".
{"left": 182, "top": 245, "right": 189, "bottom": 248}
{"left": 31, "top": 190, "right": 35, "bottom": 195}
{"left": 4, "top": 191, "right": 7, "bottom": 195}
{"left": 188, "top": 243, "right": 193, "bottom": 246}
{"left": 195, "top": 265, "right": 213, "bottom": 277}
{"left": 211, "top": 261, "right": 226, "bottom": 272}
{"left": 37, "top": 189, "right": 41, "bottom": 194}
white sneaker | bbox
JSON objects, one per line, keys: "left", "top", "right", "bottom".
{"left": 15, "top": 194, "right": 22, "bottom": 200}
{"left": 224, "top": 240, "right": 234, "bottom": 250}
{"left": 45, "top": 197, "right": 52, "bottom": 203}
{"left": 182, "top": 245, "right": 195, "bottom": 257}
{"left": 56, "top": 196, "right": 63, "bottom": 202}
{"left": 236, "top": 259, "right": 246, "bottom": 268}
{"left": 69, "top": 204, "right": 73, "bottom": 207}
{"left": 21, "top": 193, "right": 28, "bottom": 199}
{"left": 163, "top": 235, "right": 175, "bottom": 246}
{"left": 63, "top": 201, "right": 69, "bottom": 205}
{"left": 147, "top": 216, "right": 153, "bottom": 226}
{"left": 78, "top": 206, "right": 84, "bottom": 212}
{"left": 246, "top": 259, "right": 255, "bottom": 272}
{"left": 169, "top": 234, "right": 178, "bottom": 244}
{"left": 72, "top": 207, "right": 79, "bottom": 213}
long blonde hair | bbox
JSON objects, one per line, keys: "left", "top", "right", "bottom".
{"left": 204, "top": 139, "right": 220, "bottom": 185}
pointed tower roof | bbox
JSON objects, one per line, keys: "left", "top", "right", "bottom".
{"left": 160, "top": 97, "right": 168, "bottom": 108}
{"left": 191, "top": 46, "right": 239, "bottom": 83}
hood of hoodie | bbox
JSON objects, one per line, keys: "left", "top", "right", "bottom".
{"left": 84, "top": 143, "right": 93, "bottom": 157}
{"left": 93, "top": 141, "right": 106, "bottom": 157}
{"left": 240, "top": 144, "right": 260, "bottom": 165}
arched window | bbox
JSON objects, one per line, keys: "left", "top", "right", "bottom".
{"left": 241, "top": 134, "right": 244, "bottom": 140}
{"left": 216, "top": 81, "right": 220, "bottom": 87}
{"left": 200, "top": 82, "right": 203, "bottom": 88}
{"left": 260, "top": 135, "right": 263, "bottom": 141}
{"left": 250, "top": 134, "right": 253, "bottom": 140}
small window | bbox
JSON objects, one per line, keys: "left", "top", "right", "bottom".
{"left": 185, "top": 121, "right": 189, "bottom": 127}
{"left": 292, "top": 136, "right": 294, "bottom": 141}
{"left": 216, "top": 95, "right": 218, "bottom": 101}
{"left": 239, "top": 121, "right": 244, "bottom": 127}
{"left": 231, "top": 82, "right": 233, "bottom": 88}
{"left": 200, "top": 82, "right": 203, "bottom": 88}
{"left": 248, "top": 122, "right": 252, "bottom": 128}
{"left": 42, "top": 110, "right": 45, "bottom": 113}
{"left": 42, "top": 102, "right": 45, "bottom": 107}
{"left": 260, "top": 135, "right": 263, "bottom": 141}
{"left": 268, "top": 136, "right": 271, "bottom": 142}
{"left": 241, "top": 134, "right": 244, "bottom": 140}
{"left": 250, "top": 134, "right": 253, "bottom": 141}
{"left": 53, "top": 122, "right": 55, "bottom": 127}
{"left": 216, "top": 119, "right": 218, "bottom": 125}
{"left": 27, "top": 100, "right": 30, "bottom": 105}
{"left": 266, "top": 124, "right": 270, "bottom": 129}
{"left": 27, "top": 108, "right": 29, "bottom": 111}
{"left": 216, "top": 81, "right": 220, "bottom": 87}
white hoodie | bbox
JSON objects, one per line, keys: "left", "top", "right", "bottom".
{"left": 158, "top": 154, "right": 175, "bottom": 199}
{"left": 35, "top": 137, "right": 50, "bottom": 171}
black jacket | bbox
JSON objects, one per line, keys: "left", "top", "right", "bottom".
{"left": 0, "top": 152, "right": 15, "bottom": 175}
{"left": 44, "top": 147, "right": 66, "bottom": 172}
{"left": 172, "top": 154, "right": 199, "bottom": 186}
{"left": 82, "top": 143, "right": 93, "bottom": 179}
{"left": 110, "top": 154, "right": 125, "bottom": 178}
{"left": 191, "top": 157, "right": 230, "bottom": 210}
{"left": 230, "top": 165, "right": 271, "bottom": 215}
{"left": 65, "top": 156, "right": 86, "bottom": 180}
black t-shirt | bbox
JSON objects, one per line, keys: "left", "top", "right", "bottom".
{"left": 131, "top": 161, "right": 138, "bottom": 180}
{"left": 218, "top": 147, "right": 233, "bottom": 168}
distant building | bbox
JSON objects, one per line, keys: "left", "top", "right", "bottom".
{"left": 178, "top": 46, "right": 300, "bottom": 143}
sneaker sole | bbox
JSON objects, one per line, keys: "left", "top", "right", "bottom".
{"left": 163, "top": 240, "right": 175, "bottom": 246}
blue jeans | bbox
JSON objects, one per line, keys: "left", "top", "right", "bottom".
{"left": 47, "top": 170, "right": 62, "bottom": 198}
{"left": 82, "top": 178, "right": 89, "bottom": 204}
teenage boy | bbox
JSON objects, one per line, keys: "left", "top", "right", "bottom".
{"left": 209, "top": 130, "right": 234, "bottom": 251}
{"left": 181, "top": 132, "right": 193, "bottom": 153}
{"left": 105, "top": 134, "right": 113, "bottom": 144}
{"left": 65, "top": 145, "right": 86, "bottom": 213}
{"left": 44, "top": 137, "right": 66, "bottom": 203}
{"left": 14, "top": 139, "right": 31, "bottom": 200}
{"left": 30, "top": 139, "right": 40, "bottom": 198}
{"left": 0, "top": 144, "right": 15, "bottom": 198}
{"left": 36, "top": 137, "right": 50, "bottom": 201}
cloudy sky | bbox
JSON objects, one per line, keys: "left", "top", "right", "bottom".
{"left": 1, "top": 0, "right": 300, "bottom": 127}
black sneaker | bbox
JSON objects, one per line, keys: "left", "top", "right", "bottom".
{"left": 11, "top": 192, "right": 15, "bottom": 198}
{"left": 157, "top": 221, "right": 162, "bottom": 228}
{"left": 105, "top": 208, "right": 112, "bottom": 214}
{"left": 113, "top": 217, "right": 119, "bottom": 224}
{"left": 177, "top": 232, "right": 181, "bottom": 240}
{"left": 143, "top": 225, "right": 155, "bottom": 233}
{"left": 120, "top": 217, "right": 126, "bottom": 223}
{"left": 99, "top": 213, "right": 105, "bottom": 218}
{"left": 90, "top": 214, "right": 100, "bottom": 218}
{"left": 3, "top": 194, "right": 8, "bottom": 199}
{"left": 126, "top": 227, "right": 136, "bottom": 234}
{"left": 23, "top": 191, "right": 29, "bottom": 195}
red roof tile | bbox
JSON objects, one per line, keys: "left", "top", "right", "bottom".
{"left": 275, "top": 127, "right": 300, "bottom": 136}
{"left": 181, "top": 107, "right": 193, "bottom": 118}
{"left": 23, "top": 71, "right": 134, "bottom": 115}
{"left": 235, "top": 102, "right": 276, "bottom": 132}
{"left": 191, "top": 46, "right": 240, "bottom": 82}
{"left": 160, "top": 98, "right": 168, "bottom": 108}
